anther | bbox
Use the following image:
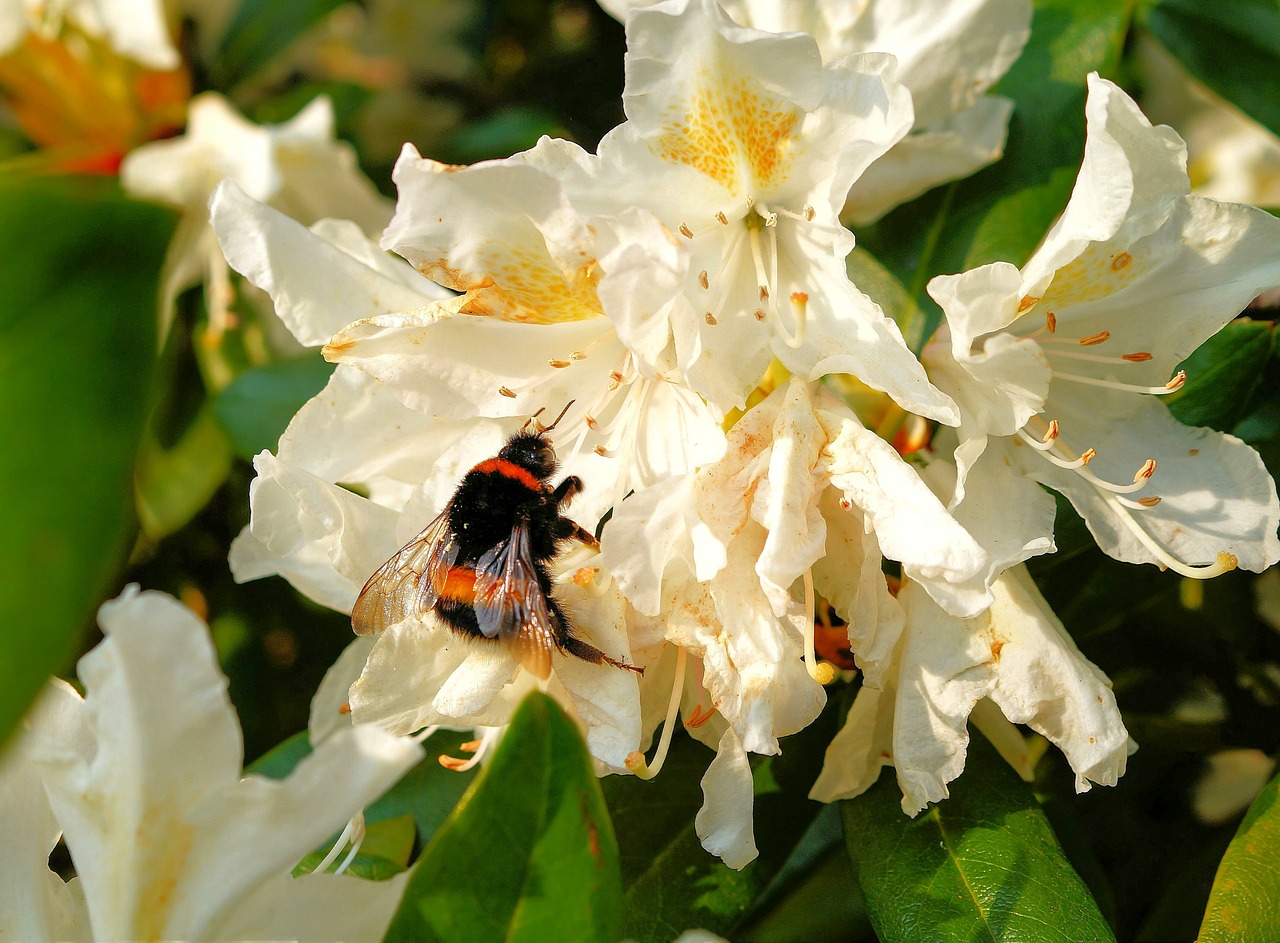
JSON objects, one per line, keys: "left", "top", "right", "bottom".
{"left": 698, "top": 270, "right": 709, "bottom": 290}
{"left": 499, "top": 386, "right": 517, "bottom": 398}
{"left": 1079, "top": 330, "right": 1111, "bottom": 346}
{"left": 1165, "top": 370, "right": 1187, "bottom": 391}
{"left": 1042, "top": 419, "right": 1060, "bottom": 443}
{"left": 571, "top": 350, "right": 587, "bottom": 361}
{"left": 716, "top": 211, "right": 729, "bottom": 225}
{"left": 1122, "top": 352, "right": 1152, "bottom": 362}
{"left": 679, "top": 223, "right": 694, "bottom": 239}
{"left": 1080, "top": 448, "right": 1097, "bottom": 464}
{"left": 1017, "top": 295, "right": 1041, "bottom": 314}
{"left": 803, "top": 204, "right": 815, "bottom": 221}
{"left": 1134, "top": 459, "right": 1157, "bottom": 482}
{"left": 548, "top": 358, "right": 571, "bottom": 368}
{"left": 594, "top": 444, "right": 617, "bottom": 458}
{"left": 839, "top": 498, "right": 851, "bottom": 510}
{"left": 754, "top": 309, "right": 766, "bottom": 321}
{"left": 759, "top": 285, "right": 769, "bottom": 301}
{"left": 439, "top": 755, "right": 470, "bottom": 770}
{"left": 1046, "top": 311, "right": 1057, "bottom": 333}
{"left": 608, "top": 371, "right": 624, "bottom": 390}
{"left": 460, "top": 740, "right": 483, "bottom": 753}
{"left": 338, "top": 702, "right": 352, "bottom": 715}
{"left": 585, "top": 414, "right": 599, "bottom": 430}
{"left": 705, "top": 312, "right": 717, "bottom": 325}
{"left": 1137, "top": 496, "right": 1161, "bottom": 507}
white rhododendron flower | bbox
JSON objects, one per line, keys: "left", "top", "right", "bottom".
{"left": 811, "top": 568, "right": 1131, "bottom": 814}
{"left": 595, "top": 0, "right": 1031, "bottom": 224}
{"left": 124, "top": 94, "right": 393, "bottom": 327}
{"left": 0, "top": 0, "right": 178, "bottom": 68}
{"left": 546, "top": 0, "right": 957, "bottom": 422}
{"left": 926, "top": 74, "right": 1280, "bottom": 586}
{"left": 6, "top": 587, "right": 422, "bottom": 943}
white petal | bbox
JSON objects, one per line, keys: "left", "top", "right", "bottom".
{"left": 309, "top": 637, "right": 377, "bottom": 746}
{"left": 890, "top": 582, "right": 996, "bottom": 815}
{"left": 822, "top": 412, "right": 988, "bottom": 597}
{"left": 808, "top": 682, "right": 894, "bottom": 803}
{"left": 215, "top": 871, "right": 408, "bottom": 943}
{"left": 1023, "top": 75, "right": 1190, "bottom": 292}
{"left": 232, "top": 451, "right": 402, "bottom": 613}
{"left": 1192, "top": 749, "right": 1276, "bottom": 825}
{"left": 845, "top": 95, "right": 1014, "bottom": 225}
{"left": 985, "top": 567, "right": 1130, "bottom": 791}
{"left": 211, "top": 182, "right": 441, "bottom": 348}
{"left": 350, "top": 617, "right": 528, "bottom": 734}
{"left": 695, "top": 727, "right": 758, "bottom": 870}
{"left": 1027, "top": 389, "right": 1280, "bottom": 573}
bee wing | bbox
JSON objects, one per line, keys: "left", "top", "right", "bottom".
{"left": 474, "top": 522, "right": 555, "bottom": 679}
{"left": 351, "top": 505, "right": 459, "bottom": 636}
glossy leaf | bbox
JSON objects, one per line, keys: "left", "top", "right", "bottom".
{"left": 1166, "top": 321, "right": 1275, "bottom": 432}
{"left": 135, "top": 403, "right": 234, "bottom": 540}
{"left": 212, "top": 0, "right": 347, "bottom": 87}
{"left": 842, "top": 736, "right": 1116, "bottom": 943}
{"left": 857, "top": 0, "right": 1133, "bottom": 349}
{"left": 603, "top": 701, "right": 838, "bottom": 941}
{"left": 1197, "top": 767, "right": 1280, "bottom": 942}
{"left": 0, "top": 177, "right": 172, "bottom": 748}
{"left": 1146, "top": 0, "right": 1280, "bottom": 140}
{"left": 383, "top": 692, "right": 623, "bottom": 943}
{"left": 213, "top": 355, "right": 335, "bottom": 459}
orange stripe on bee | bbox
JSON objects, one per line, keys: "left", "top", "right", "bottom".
{"left": 472, "top": 457, "right": 542, "bottom": 491}
{"left": 439, "top": 566, "right": 477, "bottom": 603}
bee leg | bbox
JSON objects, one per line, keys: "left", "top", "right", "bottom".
{"left": 553, "top": 516, "right": 599, "bottom": 550}
{"left": 551, "top": 475, "right": 585, "bottom": 507}
{"left": 561, "top": 635, "right": 644, "bottom": 675}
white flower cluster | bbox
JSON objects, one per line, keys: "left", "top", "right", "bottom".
{"left": 205, "top": 0, "right": 1280, "bottom": 870}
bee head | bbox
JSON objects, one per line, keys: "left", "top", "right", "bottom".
{"left": 499, "top": 432, "right": 558, "bottom": 480}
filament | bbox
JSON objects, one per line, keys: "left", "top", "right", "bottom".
{"left": 627, "top": 645, "right": 687, "bottom": 780}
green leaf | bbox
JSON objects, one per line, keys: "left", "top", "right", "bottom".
{"left": 858, "top": 0, "right": 1133, "bottom": 348}
{"left": 212, "top": 0, "right": 346, "bottom": 88}
{"left": 1165, "top": 320, "right": 1276, "bottom": 432}
{"left": 213, "top": 355, "right": 335, "bottom": 460}
{"left": 842, "top": 736, "right": 1116, "bottom": 943}
{"left": 383, "top": 692, "right": 623, "bottom": 943}
{"left": 604, "top": 699, "right": 838, "bottom": 941}
{"left": 1146, "top": 0, "right": 1280, "bottom": 140}
{"left": 0, "top": 176, "right": 173, "bottom": 748}
{"left": 1197, "top": 767, "right": 1280, "bottom": 942}
{"left": 135, "top": 403, "right": 234, "bottom": 540}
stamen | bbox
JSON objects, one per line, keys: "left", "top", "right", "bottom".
{"left": 754, "top": 309, "right": 767, "bottom": 321}
{"left": 571, "top": 350, "right": 587, "bottom": 361}
{"left": 1052, "top": 370, "right": 1187, "bottom": 395}
{"left": 1042, "top": 419, "right": 1060, "bottom": 443}
{"left": 759, "top": 285, "right": 769, "bottom": 301}
{"left": 438, "top": 729, "right": 497, "bottom": 771}
{"left": 774, "top": 291, "right": 808, "bottom": 349}
{"left": 698, "top": 270, "right": 709, "bottom": 290}
{"left": 1047, "top": 311, "right": 1057, "bottom": 333}
{"left": 627, "top": 646, "right": 687, "bottom": 780}
{"left": 1079, "top": 330, "right": 1111, "bottom": 346}
{"left": 499, "top": 386, "right": 517, "bottom": 398}
{"left": 608, "top": 371, "right": 624, "bottom": 390}
{"left": 1134, "top": 459, "right": 1157, "bottom": 482}
{"left": 1106, "top": 494, "right": 1239, "bottom": 579}
{"left": 679, "top": 223, "right": 694, "bottom": 239}
{"left": 594, "top": 444, "right": 617, "bottom": 457}
{"left": 411, "top": 724, "right": 441, "bottom": 743}
{"left": 716, "top": 211, "right": 729, "bottom": 225}
{"left": 1116, "top": 495, "right": 1162, "bottom": 509}
{"left": 1123, "top": 352, "right": 1153, "bottom": 362}
{"left": 801, "top": 572, "right": 834, "bottom": 684}
{"left": 685, "top": 704, "right": 714, "bottom": 728}
{"left": 313, "top": 813, "right": 364, "bottom": 875}
{"left": 705, "top": 312, "right": 717, "bottom": 325}
{"left": 1042, "top": 347, "right": 1157, "bottom": 366}
{"left": 804, "top": 204, "right": 815, "bottom": 221}
{"left": 334, "top": 817, "right": 366, "bottom": 875}
{"left": 548, "top": 358, "right": 571, "bottom": 368}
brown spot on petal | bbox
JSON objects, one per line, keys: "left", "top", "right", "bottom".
{"left": 1111, "top": 252, "right": 1133, "bottom": 271}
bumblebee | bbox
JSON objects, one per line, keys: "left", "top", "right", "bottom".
{"left": 351, "top": 405, "right": 639, "bottom": 679}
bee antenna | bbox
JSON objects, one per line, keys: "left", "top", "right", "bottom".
{"left": 540, "top": 401, "right": 575, "bottom": 435}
